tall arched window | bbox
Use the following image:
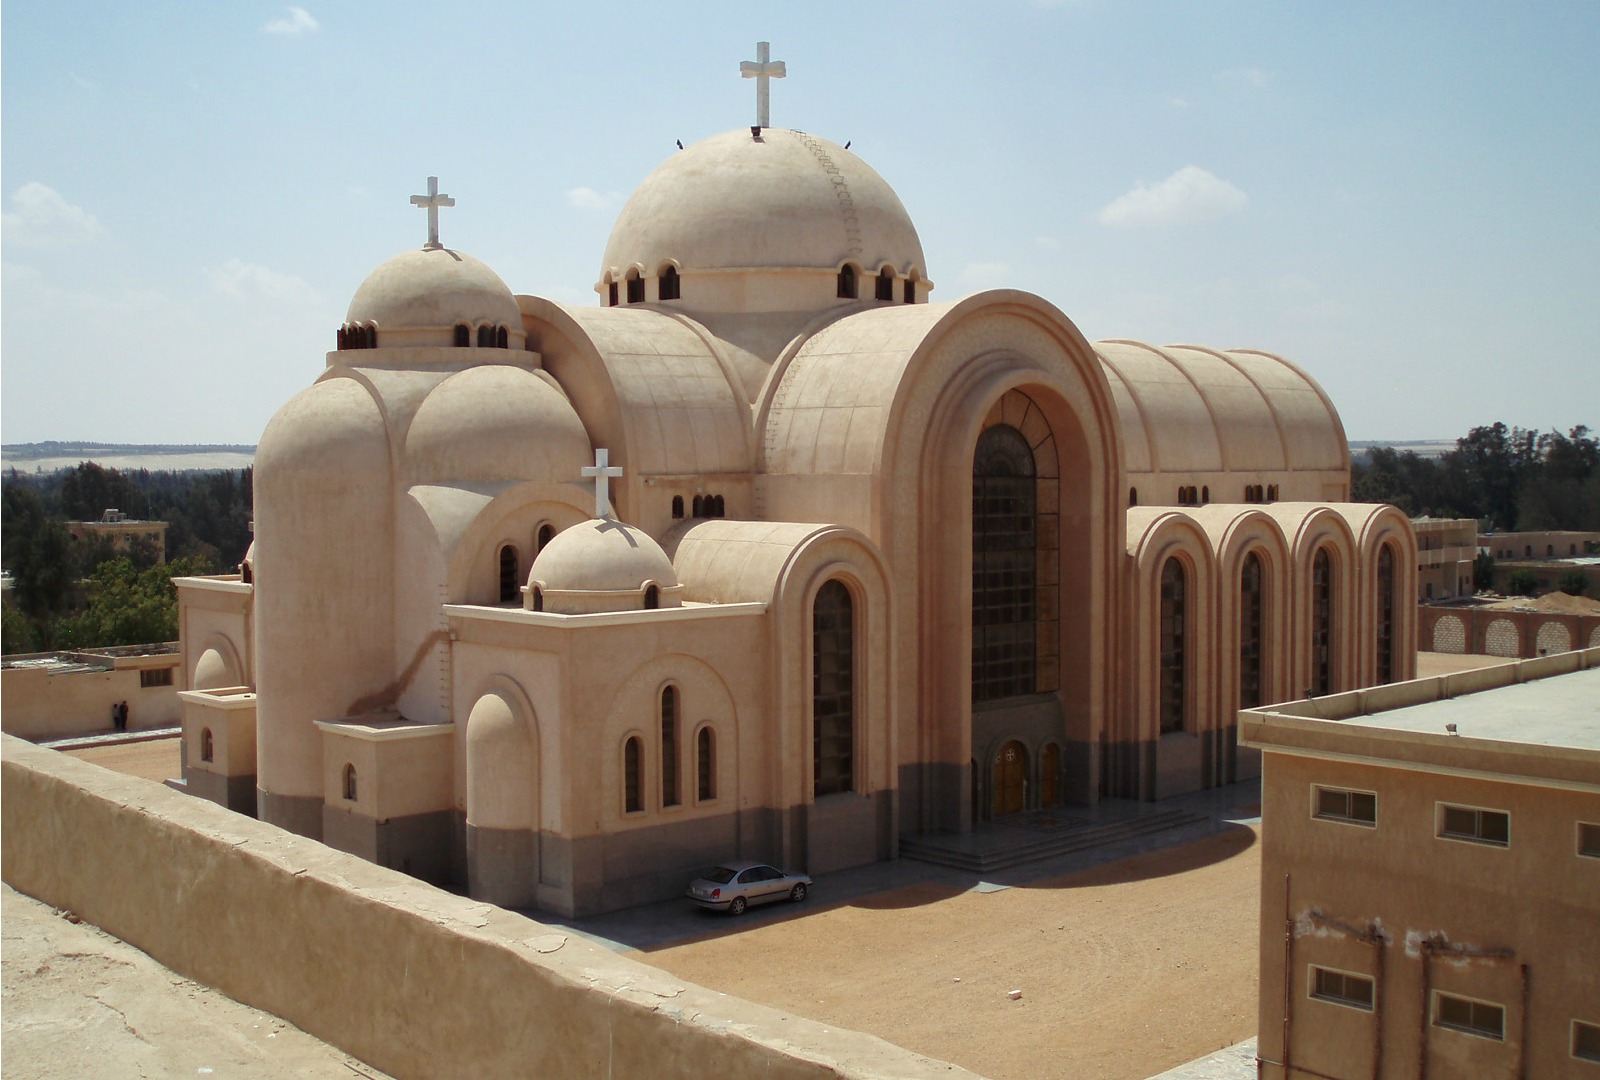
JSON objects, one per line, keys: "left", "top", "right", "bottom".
{"left": 692, "top": 495, "right": 705, "bottom": 517}
{"left": 342, "top": 763, "right": 358, "bottom": 801}
{"left": 623, "top": 736, "right": 643, "bottom": 813}
{"left": 875, "top": 266, "right": 895, "bottom": 301}
{"left": 1311, "top": 547, "right": 1335, "bottom": 696}
{"left": 659, "top": 264, "right": 680, "bottom": 301}
{"left": 711, "top": 495, "right": 725, "bottom": 518}
{"left": 498, "top": 545, "right": 520, "bottom": 603}
{"left": 697, "top": 726, "right": 715, "bottom": 801}
{"left": 625, "top": 269, "right": 644, "bottom": 304}
{"left": 1376, "top": 544, "right": 1397, "bottom": 685}
{"left": 536, "top": 523, "right": 555, "bottom": 552}
{"left": 973, "top": 425, "right": 1036, "bottom": 703}
{"left": 454, "top": 324, "right": 471, "bottom": 347}
{"left": 836, "top": 263, "right": 858, "bottom": 299}
{"left": 671, "top": 495, "right": 684, "bottom": 519}
{"left": 477, "top": 324, "right": 495, "bottom": 347}
{"left": 1159, "top": 558, "right": 1188, "bottom": 733}
{"left": 1239, "top": 552, "right": 1265, "bottom": 710}
{"left": 813, "top": 579, "right": 854, "bottom": 796}
{"left": 495, "top": 325, "right": 509, "bottom": 349}
{"left": 660, "top": 686, "right": 679, "bottom": 807}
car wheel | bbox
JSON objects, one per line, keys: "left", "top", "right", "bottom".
{"left": 790, "top": 883, "right": 807, "bottom": 902}
{"left": 728, "top": 896, "right": 747, "bottom": 916}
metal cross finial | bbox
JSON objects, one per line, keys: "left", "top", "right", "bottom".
{"left": 739, "top": 40, "right": 786, "bottom": 130}
{"left": 581, "top": 448, "right": 624, "bottom": 519}
{"left": 409, "top": 176, "right": 455, "bottom": 251}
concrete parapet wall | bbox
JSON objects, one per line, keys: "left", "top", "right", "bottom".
{"left": 0, "top": 735, "right": 979, "bottom": 1080}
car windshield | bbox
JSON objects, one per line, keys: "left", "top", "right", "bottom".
{"left": 702, "top": 867, "right": 737, "bottom": 884}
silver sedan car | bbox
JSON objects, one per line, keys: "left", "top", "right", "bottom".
{"left": 685, "top": 861, "right": 812, "bottom": 915}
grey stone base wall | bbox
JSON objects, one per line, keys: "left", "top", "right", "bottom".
{"left": 184, "top": 769, "right": 257, "bottom": 816}
{"left": 257, "top": 790, "right": 322, "bottom": 839}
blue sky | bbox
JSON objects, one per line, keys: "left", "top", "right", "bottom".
{"left": 4, "top": 1, "right": 1596, "bottom": 445}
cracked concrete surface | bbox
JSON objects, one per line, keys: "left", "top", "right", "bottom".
{"left": 1, "top": 884, "right": 392, "bottom": 1080}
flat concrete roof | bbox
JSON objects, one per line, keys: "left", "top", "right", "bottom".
{"left": 1333, "top": 665, "right": 1600, "bottom": 752}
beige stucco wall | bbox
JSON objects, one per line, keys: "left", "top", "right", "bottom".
{"left": 0, "top": 735, "right": 979, "bottom": 1080}
{"left": 2, "top": 655, "right": 181, "bottom": 740}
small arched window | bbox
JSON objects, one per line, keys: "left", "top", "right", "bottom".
{"left": 671, "top": 495, "right": 684, "bottom": 519}
{"left": 711, "top": 495, "right": 725, "bottom": 518}
{"left": 659, "top": 264, "right": 680, "bottom": 301}
{"left": 623, "top": 737, "right": 643, "bottom": 813}
{"left": 1159, "top": 557, "right": 1188, "bottom": 734}
{"left": 1129, "top": 486, "right": 1138, "bottom": 507}
{"left": 364, "top": 324, "right": 377, "bottom": 349}
{"left": 875, "top": 267, "right": 895, "bottom": 301}
{"left": 1201, "top": 485, "right": 1210, "bottom": 504}
{"left": 498, "top": 544, "right": 520, "bottom": 603}
{"left": 337, "top": 325, "right": 348, "bottom": 351}
{"left": 692, "top": 494, "right": 705, "bottom": 517}
{"left": 496, "top": 325, "right": 509, "bottom": 349}
{"left": 477, "top": 324, "right": 493, "bottom": 347}
{"left": 697, "top": 726, "right": 716, "bottom": 801}
{"left": 531, "top": 585, "right": 544, "bottom": 612}
{"left": 606, "top": 277, "right": 619, "bottom": 307}
{"left": 454, "top": 324, "right": 471, "bottom": 347}
{"left": 1268, "top": 484, "right": 1279, "bottom": 501}
{"left": 837, "top": 263, "right": 858, "bottom": 299}
{"left": 644, "top": 583, "right": 660, "bottom": 609}
{"left": 537, "top": 523, "right": 555, "bottom": 552}
{"left": 626, "top": 269, "right": 644, "bottom": 304}
{"left": 660, "top": 686, "right": 679, "bottom": 807}
{"left": 342, "top": 763, "right": 357, "bottom": 801}
{"left": 903, "top": 274, "right": 916, "bottom": 304}
{"left": 200, "top": 727, "right": 214, "bottom": 763}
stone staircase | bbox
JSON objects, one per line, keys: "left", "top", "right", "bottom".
{"left": 899, "top": 807, "right": 1210, "bottom": 874}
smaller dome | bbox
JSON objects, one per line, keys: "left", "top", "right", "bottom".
{"left": 346, "top": 247, "right": 522, "bottom": 343}
{"left": 405, "top": 366, "right": 590, "bottom": 483}
{"left": 527, "top": 518, "right": 682, "bottom": 615}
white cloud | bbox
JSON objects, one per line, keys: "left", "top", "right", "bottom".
{"left": 565, "top": 186, "right": 623, "bottom": 211}
{"left": 1096, "top": 166, "right": 1247, "bottom": 229}
{"left": 207, "top": 259, "right": 320, "bottom": 305}
{"left": 1034, "top": 236, "right": 1061, "bottom": 250}
{"left": 1, "top": 183, "right": 106, "bottom": 247}
{"left": 263, "top": 6, "right": 319, "bottom": 35}
{"left": 1216, "top": 66, "right": 1271, "bottom": 90}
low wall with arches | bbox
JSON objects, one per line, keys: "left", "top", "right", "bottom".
{"left": 1, "top": 735, "right": 976, "bottom": 1080}
{"left": 1418, "top": 604, "right": 1600, "bottom": 660}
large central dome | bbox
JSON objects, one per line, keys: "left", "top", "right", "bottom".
{"left": 599, "top": 129, "right": 927, "bottom": 287}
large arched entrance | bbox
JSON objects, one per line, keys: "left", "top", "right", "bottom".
{"left": 992, "top": 740, "right": 1028, "bottom": 817}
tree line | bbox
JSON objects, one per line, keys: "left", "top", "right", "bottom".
{"left": 1352, "top": 423, "right": 1599, "bottom": 533}
{"left": 2, "top": 462, "right": 252, "bottom": 652}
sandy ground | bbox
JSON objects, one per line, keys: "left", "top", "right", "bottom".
{"left": 1, "top": 884, "right": 392, "bottom": 1080}
{"left": 60, "top": 736, "right": 182, "bottom": 781}
{"left": 59, "top": 737, "right": 1262, "bottom": 1079}
{"left": 1414, "top": 650, "right": 1516, "bottom": 677}
{"left": 640, "top": 826, "right": 1261, "bottom": 1080}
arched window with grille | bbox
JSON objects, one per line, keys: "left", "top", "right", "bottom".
{"left": 1376, "top": 544, "right": 1397, "bottom": 684}
{"left": 660, "top": 686, "right": 679, "bottom": 807}
{"left": 659, "top": 264, "right": 680, "bottom": 301}
{"left": 1159, "top": 558, "right": 1188, "bottom": 733}
{"left": 837, "top": 263, "right": 858, "bottom": 299}
{"left": 623, "top": 736, "right": 643, "bottom": 813}
{"left": 813, "top": 579, "right": 855, "bottom": 796}
{"left": 972, "top": 425, "right": 1036, "bottom": 703}
{"left": 1311, "top": 547, "right": 1335, "bottom": 695}
{"left": 1240, "top": 551, "right": 1265, "bottom": 709}
{"left": 697, "top": 726, "right": 716, "bottom": 801}
{"left": 498, "top": 545, "right": 520, "bottom": 603}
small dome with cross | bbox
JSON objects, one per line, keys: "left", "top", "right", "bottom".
{"left": 346, "top": 247, "right": 523, "bottom": 349}
{"left": 526, "top": 518, "right": 682, "bottom": 615}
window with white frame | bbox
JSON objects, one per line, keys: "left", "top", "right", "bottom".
{"left": 1309, "top": 966, "right": 1374, "bottom": 1010}
{"left": 1574, "top": 1020, "right": 1600, "bottom": 1063}
{"left": 1433, "top": 992, "right": 1504, "bottom": 1040}
{"left": 1313, "top": 785, "right": 1376, "bottom": 826}
{"left": 1437, "top": 803, "right": 1509, "bottom": 847}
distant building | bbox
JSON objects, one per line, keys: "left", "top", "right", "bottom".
{"left": 66, "top": 509, "right": 168, "bottom": 565}
{"left": 1481, "top": 530, "right": 1600, "bottom": 562}
{"left": 1, "top": 643, "right": 182, "bottom": 740}
{"left": 1242, "top": 649, "right": 1600, "bottom": 1079}
{"left": 1412, "top": 517, "right": 1477, "bottom": 601}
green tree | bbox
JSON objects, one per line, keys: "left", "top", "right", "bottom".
{"left": 60, "top": 555, "right": 212, "bottom": 648}
{"left": 2, "top": 604, "right": 38, "bottom": 653}
{"left": 1473, "top": 551, "right": 1496, "bottom": 592}
{"left": 1557, "top": 570, "right": 1590, "bottom": 597}
{"left": 1507, "top": 568, "right": 1539, "bottom": 597}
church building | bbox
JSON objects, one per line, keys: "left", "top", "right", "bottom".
{"left": 175, "top": 46, "right": 1416, "bottom": 917}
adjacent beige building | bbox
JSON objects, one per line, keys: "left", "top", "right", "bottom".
{"left": 1242, "top": 648, "right": 1600, "bottom": 1079}
{"left": 1412, "top": 516, "right": 1477, "bottom": 601}
{"left": 176, "top": 99, "right": 1416, "bottom": 915}
{"left": 66, "top": 509, "right": 168, "bottom": 564}
{"left": 1, "top": 644, "right": 181, "bottom": 740}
